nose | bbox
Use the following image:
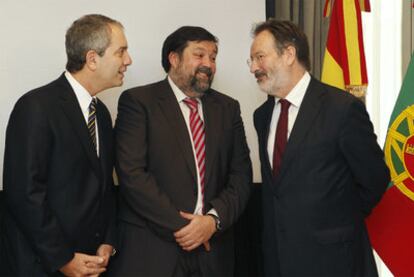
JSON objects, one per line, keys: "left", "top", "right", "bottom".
{"left": 201, "top": 55, "right": 215, "bottom": 69}
{"left": 124, "top": 51, "right": 132, "bottom": 66}
{"left": 249, "top": 60, "right": 259, "bottom": 74}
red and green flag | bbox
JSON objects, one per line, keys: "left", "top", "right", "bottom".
{"left": 321, "top": 0, "right": 369, "bottom": 98}
{"left": 366, "top": 54, "right": 414, "bottom": 276}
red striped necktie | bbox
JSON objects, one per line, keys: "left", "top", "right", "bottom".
{"left": 183, "top": 98, "right": 206, "bottom": 210}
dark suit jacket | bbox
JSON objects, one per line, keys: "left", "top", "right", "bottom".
{"left": 1, "top": 74, "right": 117, "bottom": 276}
{"left": 111, "top": 79, "right": 252, "bottom": 276}
{"left": 254, "top": 77, "right": 390, "bottom": 276}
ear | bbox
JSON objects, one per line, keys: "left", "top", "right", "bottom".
{"left": 284, "top": 45, "right": 297, "bottom": 66}
{"left": 168, "top": 52, "right": 180, "bottom": 70}
{"left": 85, "top": 50, "right": 98, "bottom": 71}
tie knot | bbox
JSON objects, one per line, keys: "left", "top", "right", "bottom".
{"left": 183, "top": 98, "right": 199, "bottom": 112}
{"left": 89, "top": 98, "right": 97, "bottom": 112}
{"left": 279, "top": 99, "right": 291, "bottom": 111}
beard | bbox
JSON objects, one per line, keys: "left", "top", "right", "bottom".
{"left": 255, "top": 70, "right": 274, "bottom": 94}
{"left": 190, "top": 66, "right": 214, "bottom": 94}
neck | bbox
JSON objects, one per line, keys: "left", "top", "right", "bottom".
{"left": 168, "top": 72, "right": 202, "bottom": 98}
{"left": 71, "top": 71, "right": 100, "bottom": 96}
{"left": 273, "top": 67, "right": 306, "bottom": 99}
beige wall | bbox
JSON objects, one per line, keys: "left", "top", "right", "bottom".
{"left": 0, "top": 1, "right": 267, "bottom": 189}
{"left": 402, "top": 0, "right": 414, "bottom": 74}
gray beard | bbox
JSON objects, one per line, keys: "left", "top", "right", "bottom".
{"left": 190, "top": 76, "right": 212, "bottom": 94}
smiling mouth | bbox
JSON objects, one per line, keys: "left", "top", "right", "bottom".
{"left": 197, "top": 72, "right": 209, "bottom": 79}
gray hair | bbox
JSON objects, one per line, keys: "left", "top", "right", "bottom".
{"left": 65, "top": 14, "right": 123, "bottom": 73}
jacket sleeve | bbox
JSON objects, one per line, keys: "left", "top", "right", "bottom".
{"left": 3, "top": 96, "right": 74, "bottom": 273}
{"left": 209, "top": 101, "right": 253, "bottom": 230}
{"left": 115, "top": 91, "right": 188, "bottom": 233}
{"left": 339, "top": 98, "right": 390, "bottom": 216}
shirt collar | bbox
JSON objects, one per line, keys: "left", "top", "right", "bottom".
{"left": 65, "top": 71, "right": 95, "bottom": 114}
{"left": 276, "top": 71, "right": 311, "bottom": 108}
{"left": 168, "top": 75, "right": 201, "bottom": 104}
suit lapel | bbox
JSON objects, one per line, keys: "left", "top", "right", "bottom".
{"left": 57, "top": 75, "right": 102, "bottom": 177}
{"left": 258, "top": 96, "right": 276, "bottom": 185}
{"left": 277, "top": 78, "right": 324, "bottom": 182}
{"left": 202, "top": 94, "right": 221, "bottom": 187}
{"left": 157, "top": 80, "right": 197, "bottom": 182}
{"left": 96, "top": 101, "right": 110, "bottom": 185}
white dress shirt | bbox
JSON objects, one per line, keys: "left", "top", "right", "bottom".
{"left": 267, "top": 72, "right": 311, "bottom": 168}
{"left": 65, "top": 71, "right": 100, "bottom": 156}
{"left": 168, "top": 76, "right": 217, "bottom": 217}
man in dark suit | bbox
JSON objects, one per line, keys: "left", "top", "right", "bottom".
{"left": 1, "top": 14, "right": 132, "bottom": 276}
{"left": 110, "top": 26, "right": 252, "bottom": 276}
{"left": 249, "top": 20, "right": 390, "bottom": 276}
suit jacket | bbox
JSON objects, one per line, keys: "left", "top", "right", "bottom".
{"left": 1, "top": 74, "right": 117, "bottom": 276}
{"left": 254, "top": 77, "right": 390, "bottom": 276}
{"left": 112, "top": 79, "right": 252, "bottom": 276}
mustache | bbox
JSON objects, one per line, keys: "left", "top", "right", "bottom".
{"left": 195, "top": 66, "right": 213, "bottom": 78}
{"left": 254, "top": 71, "right": 266, "bottom": 79}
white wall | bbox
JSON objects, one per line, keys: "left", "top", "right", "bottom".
{"left": 0, "top": 0, "right": 267, "bottom": 189}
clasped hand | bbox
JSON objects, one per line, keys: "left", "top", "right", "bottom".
{"left": 59, "top": 244, "right": 113, "bottom": 277}
{"left": 174, "top": 211, "right": 216, "bottom": 252}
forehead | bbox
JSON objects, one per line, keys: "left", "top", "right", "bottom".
{"left": 108, "top": 24, "right": 127, "bottom": 46}
{"left": 251, "top": 30, "right": 276, "bottom": 54}
{"left": 185, "top": 40, "right": 218, "bottom": 53}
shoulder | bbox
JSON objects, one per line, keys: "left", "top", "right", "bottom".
{"left": 119, "top": 79, "right": 168, "bottom": 103}
{"left": 13, "top": 76, "right": 65, "bottom": 114}
{"left": 206, "top": 88, "right": 240, "bottom": 109}
{"left": 309, "top": 78, "right": 362, "bottom": 110}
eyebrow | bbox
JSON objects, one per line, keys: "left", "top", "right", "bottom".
{"left": 251, "top": 51, "right": 265, "bottom": 57}
{"left": 116, "top": 46, "right": 128, "bottom": 52}
{"left": 194, "top": 46, "right": 218, "bottom": 54}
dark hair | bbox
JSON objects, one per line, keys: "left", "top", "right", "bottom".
{"left": 253, "top": 19, "right": 310, "bottom": 71}
{"left": 65, "top": 14, "right": 123, "bottom": 73}
{"left": 161, "top": 26, "right": 218, "bottom": 72}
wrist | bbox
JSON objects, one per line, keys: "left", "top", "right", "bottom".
{"left": 207, "top": 213, "right": 222, "bottom": 232}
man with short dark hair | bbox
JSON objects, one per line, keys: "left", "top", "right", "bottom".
{"left": 249, "top": 19, "right": 390, "bottom": 276}
{"left": 110, "top": 26, "right": 252, "bottom": 276}
{"left": 2, "top": 14, "right": 132, "bottom": 276}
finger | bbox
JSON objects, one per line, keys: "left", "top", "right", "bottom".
{"left": 183, "top": 241, "right": 202, "bottom": 251}
{"left": 85, "top": 261, "right": 101, "bottom": 269}
{"left": 175, "top": 231, "right": 195, "bottom": 243}
{"left": 82, "top": 266, "right": 106, "bottom": 275}
{"left": 179, "top": 211, "right": 195, "bottom": 220}
{"left": 176, "top": 228, "right": 203, "bottom": 244}
{"left": 81, "top": 254, "right": 105, "bottom": 265}
{"left": 203, "top": 241, "right": 211, "bottom": 252}
{"left": 174, "top": 224, "right": 192, "bottom": 238}
{"left": 101, "top": 256, "right": 110, "bottom": 267}
{"left": 177, "top": 237, "right": 198, "bottom": 248}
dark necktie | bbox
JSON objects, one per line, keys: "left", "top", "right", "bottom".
{"left": 183, "top": 98, "right": 206, "bottom": 211}
{"left": 88, "top": 98, "right": 97, "bottom": 151}
{"left": 272, "top": 99, "right": 291, "bottom": 177}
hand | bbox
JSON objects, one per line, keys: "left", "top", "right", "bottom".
{"left": 59, "top": 253, "right": 106, "bottom": 277}
{"left": 96, "top": 244, "right": 113, "bottom": 267}
{"left": 174, "top": 211, "right": 216, "bottom": 252}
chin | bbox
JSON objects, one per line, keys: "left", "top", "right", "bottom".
{"left": 258, "top": 83, "right": 271, "bottom": 94}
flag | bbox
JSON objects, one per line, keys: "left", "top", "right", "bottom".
{"left": 321, "top": 0, "right": 368, "bottom": 98}
{"left": 366, "top": 54, "right": 414, "bottom": 276}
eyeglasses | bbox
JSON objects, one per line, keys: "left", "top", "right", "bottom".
{"left": 247, "top": 54, "right": 267, "bottom": 67}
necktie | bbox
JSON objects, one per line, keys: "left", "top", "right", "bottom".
{"left": 183, "top": 98, "right": 206, "bottom": 211}
{"left": 272, "top": 99, "right": 291, "bottom": 177}
{"left": 88, "top": 98, "right": 97, "bottom": 151}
